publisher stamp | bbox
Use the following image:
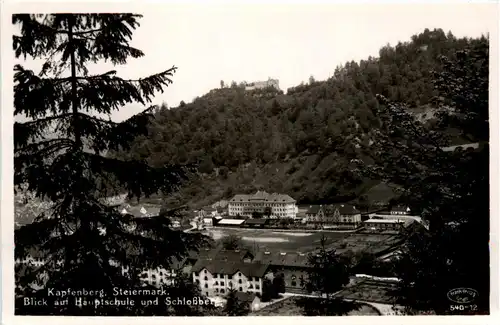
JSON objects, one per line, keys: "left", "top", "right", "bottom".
{"left": 447, "top": 288, "right": 478, "bottom": 304}
{"left": 447, "top": 288, "right": 479, "bottom": 313}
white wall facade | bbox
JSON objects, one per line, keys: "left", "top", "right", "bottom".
{"left": 193, "top": 268, "right": 264, "bottom": 297}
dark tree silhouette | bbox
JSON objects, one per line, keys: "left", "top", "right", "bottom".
{"left": 261, "top": 278, "right": 276, "bottom": 302}
{"left": 302, "top": 235, "right": 351, "bottom": 299}
{"left": 223, "top": 289, "right": 250, "bottom": 316}
{"left": 13, "top": 14, "right": 208, "bottom": 316}
{"left": 359, "top": 36, "right": 489, "bottom": 314}
{"left": 272, "top": 272, "right": 286, "bottom": 295}
{"left": 222, "top": 234, "right": 242, "bottom": 250}
{"left": 251, "top": 211, "right": 262, "bottom": 219}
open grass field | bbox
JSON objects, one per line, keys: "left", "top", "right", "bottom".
{"left": 203, "top": 227, "right": 350, "bottom": 253}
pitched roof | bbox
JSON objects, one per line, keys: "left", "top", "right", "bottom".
{"left": 306, "top": 205, "right": 322, "bottom": 214}
{"left": 336, "top": 204, "right": 360, "bottom": 215}
{"left": 229, "top": 191, "right": 296, "bottom": 204}
{"left": 254, "top": 251, "right": 310, "bottom": 268}
{"left": 192, "top": 260, "right": 269, "bottom": 277}
{"left": 189, "top": 247, "right": 254, "bottom": 263}
{"left": 216, "top": 249, "right": 254, "bottom": 262}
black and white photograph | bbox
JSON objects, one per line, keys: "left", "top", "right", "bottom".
{"left": 1, "top": 0, "right": 498, "bottom": 321}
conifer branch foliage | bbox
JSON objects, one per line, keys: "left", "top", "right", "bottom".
{"left": 354, "top": 37, "right": 489, "bottom": 315}
{"left": 13, "top": 14, "right": 206, "bottom": 316}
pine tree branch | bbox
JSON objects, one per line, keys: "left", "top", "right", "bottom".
{"left": 15, "top": 65, "right": 176, "bottom": 117}
{"left": 14, "top": 64, "right": 68, "bottom": 119}
{"left": 15, "top": 138, "right": 74, "bottom": 159}
{"left": 83, "top": 152, "right": 195, "bottom": 199}
{"left": 14, "top": 114, "right": 73, "bottom": 148}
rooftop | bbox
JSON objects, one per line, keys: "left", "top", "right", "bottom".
{"left": 192, "top": 259, "right": 269, "bottom": 278}
{"left": 218, "top": 219, "right": 246, "bottom": 225}
{"left": 230, "top": 191, "right": 296, "bottom": 204}
{"left": 336, "top": 204, "right": 360, "bottom": 215}
{"left": 189, "top": 247, "right": 254, "bottom": 263}
{"left": 254, "top": 251, "right": 310, "bottom": 268}
{"left": 305, "top": 205, "right": 322, "bottom": 214}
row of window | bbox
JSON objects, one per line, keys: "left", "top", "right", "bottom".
{"left": 199, "top": 278, "right": 260, "bottom": 287}
{"left": 369, "top": 224, "right": 400, "bottom": 229}
{"left": 196, "top": 280, "right": 261, "bottom": 290}
{"left": 195, "top": 271, "right": 259, "bottom": 281}
{"left": 230, "top": 203, "right": 293, "bottom": 207}
{"left": 145, "top": 272, "right": 174, "bottom": 279}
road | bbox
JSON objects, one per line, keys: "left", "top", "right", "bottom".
{"left": 183, "top": 221, "right": 197, "bottom": 233}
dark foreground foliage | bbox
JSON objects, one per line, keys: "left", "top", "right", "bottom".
{"left": 360, "top": 36, "right": 489, "bottom": 314}
{"left": 13, "top": 14, "right": 210, "bottom": 316}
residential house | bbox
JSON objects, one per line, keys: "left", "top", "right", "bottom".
{"left": 228, "top": 191, "right": 297, "bottom": 219}
{"left": 201, "top": 206, "right": 219, "bottom": 218}
{"left": 234, "top": 292, "right": 262, "bottom": 312}
{"left": 253, "top": 251, "right": 311, "bottom": 294}
{"left": 203, "top": 218, "right": 214, "bottom": 227}
{"left": 305, "top": 205, "right": 325, "bottom": 223}
{"left": 390, "top": 205, "right": 411, "bottom": 216}
{"left": 192, "top": 259, "right": 269, "bottom": 297}
{"left": 337, "top": 204, "right": 362, "bottom": 225}
{"left": 15, "top": 244, "right": 191, "bottom": 291}
{"left": 323, "top": 204, "right": 362, "bottom": 227}
{"left": 137, "top": 256, "right": 191, "bottom": 287}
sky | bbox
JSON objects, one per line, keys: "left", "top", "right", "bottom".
{"left": 11, "top": 2, "right": 497, "bottom": 122}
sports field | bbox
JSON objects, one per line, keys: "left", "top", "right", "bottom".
{"left": 203, "top": 227, "right": 401, "bottom": 255}
{"left": 203, "top": 227, "right": 351, "bottom": 253}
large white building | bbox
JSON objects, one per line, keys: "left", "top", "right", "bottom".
{"left": 228, "top": 191, "right": 297, "bottom": 219}
{"left": 192, "top": 260, "right": 269, "bottom": 297}
{"left": 245, "top": 78, "right": 280, "bottom": 91}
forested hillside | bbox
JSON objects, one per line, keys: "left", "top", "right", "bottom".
{"left": 113, "top": 28, "right": 486, "bottom": 208}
